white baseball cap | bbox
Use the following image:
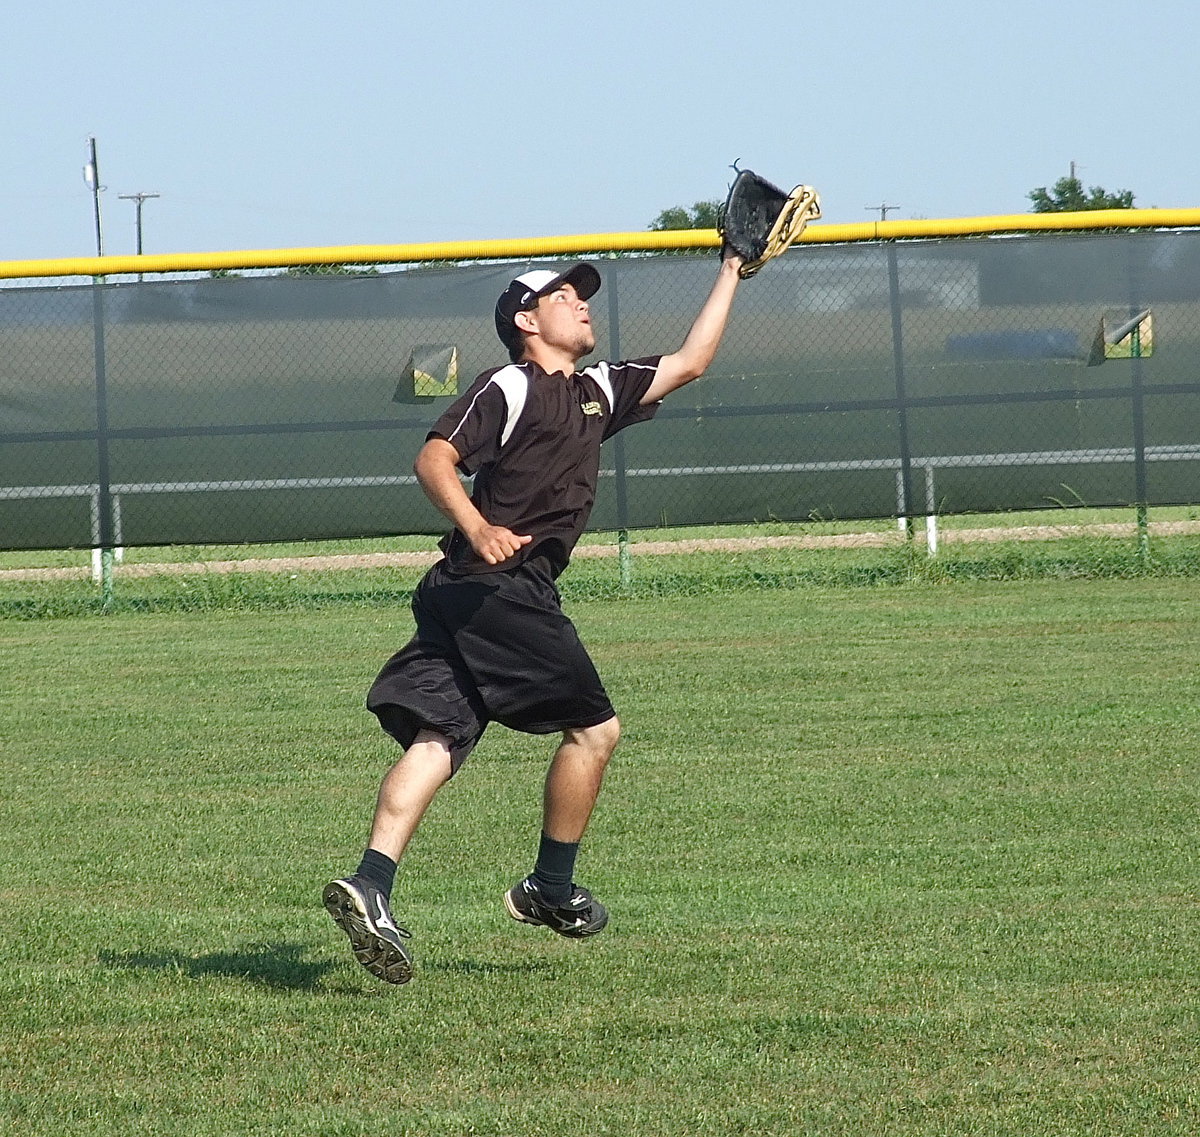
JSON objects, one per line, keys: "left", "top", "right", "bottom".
{"left": 494, "top": 263, "right": 601, "bottom": 350}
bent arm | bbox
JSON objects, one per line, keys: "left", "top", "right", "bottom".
{"left": 640, "top": 253, "right": 743, "bottom": 404}
{"left": 413, "top": 438, "right": 532, "bottom": 566}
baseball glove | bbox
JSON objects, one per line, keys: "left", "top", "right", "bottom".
{"left": 719, "top": 169, "right": 822, "bottom": 279}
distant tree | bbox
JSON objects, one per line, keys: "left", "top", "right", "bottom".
{"left": 649, "top": 200, "right": 723, "bottom": 230}
{"left": 1028, "top": 176, "right": 1135, "bottom": 212}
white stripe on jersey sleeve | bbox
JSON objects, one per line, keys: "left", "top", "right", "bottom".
{"left": 444, "top": 364, "right": 530, "bottom": 451}
{"left": 582, "top": 359, "right": 659, "bottom": 414}
{"left": 491, "top": 365, "right": 530, "bottom": 446}
{"left": 582, "top": 362, "right": 615, "bottom": 413}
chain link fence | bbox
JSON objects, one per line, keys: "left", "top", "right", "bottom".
{"left": 2, "top": 228, "right": 1199, "bottom": 594}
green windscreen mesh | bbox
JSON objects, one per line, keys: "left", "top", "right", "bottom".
{"left": 1, "top": 231, "right": 1198, "bottom": 550}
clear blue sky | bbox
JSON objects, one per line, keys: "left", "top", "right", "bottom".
{"left": 5, "top": 0, "right": 1198, "bottom": 262}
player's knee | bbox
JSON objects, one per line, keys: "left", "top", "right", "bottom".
{"left": 569, "top": 715, "right": 620, "bottom": 763}
{"left": 601, "top": 715, "right": 621, "bottom": 757}
{"left": 401, "top": 731, "right": 456, "bottom": 780}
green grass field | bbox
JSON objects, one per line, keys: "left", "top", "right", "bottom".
{"left": 2, "top": 570, "right": 1198, "bottom": 1135}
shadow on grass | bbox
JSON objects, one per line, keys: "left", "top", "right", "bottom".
{"left": 99, "top": 941, "right": 333, "bottom": 991}
{"left": 98, "top": 943, "right": 556, "bottom": 993}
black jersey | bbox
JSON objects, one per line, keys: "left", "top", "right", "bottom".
{"left": 428, "top": 356, "right": 662, "bottom": 576}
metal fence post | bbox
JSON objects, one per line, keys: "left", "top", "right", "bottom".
{"left": 606, "top": 266, "right": 633, "bottom": 591}
{"left": 886, "top": 243, "right": 917, "bottom": 548}
{"left": 1127, "top": 240, "right": 1150, "bottom": 565}
{"left": 91, "top": 279, "right": 115, "bottom": 610}
{"left": 924, "top": 465, "right": 939, "bottom": 556}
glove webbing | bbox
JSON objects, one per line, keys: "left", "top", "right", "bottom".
{"left": 739, "top": 185, "right": 822, "bottom": 279}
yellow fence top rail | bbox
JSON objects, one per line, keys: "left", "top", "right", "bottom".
{"left": 3, "top": 208, "right": 1200, "bottom": 280}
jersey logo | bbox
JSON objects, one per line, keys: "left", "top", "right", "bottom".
{"left": 581, "top": 401, "right": 603, "bottom": 416}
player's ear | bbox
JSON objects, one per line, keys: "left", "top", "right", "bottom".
{"left": 514, "top": 308, "right": 538, "bottom": 336}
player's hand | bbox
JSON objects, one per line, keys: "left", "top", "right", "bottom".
{"left": 468, "top": 523, "right": 533, "bottom": 566}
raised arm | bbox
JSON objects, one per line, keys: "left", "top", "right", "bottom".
{"left": 639, "top": 252, "right": 744, "bottom": 404}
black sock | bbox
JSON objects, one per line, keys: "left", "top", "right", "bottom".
{"left": 356, "top": 848, "right": 397, "bottom": 899}
{"left": 531, "top": 832, "right": 578, "bottom": 905}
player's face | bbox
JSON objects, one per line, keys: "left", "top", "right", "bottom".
{"left": 530, "top": 283, "right": 595, "bottom": 359}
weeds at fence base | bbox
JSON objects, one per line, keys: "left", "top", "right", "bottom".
{"left": 3, "top": 533, "right": 1199, "bottom": 620}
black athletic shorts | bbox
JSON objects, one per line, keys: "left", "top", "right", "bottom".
{"left": 366, "top": 556, "right": 615, "bottom": 772}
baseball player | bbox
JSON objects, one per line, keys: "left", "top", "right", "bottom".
{"left": 325, "top": 247, "right": 745, "bottom": 983}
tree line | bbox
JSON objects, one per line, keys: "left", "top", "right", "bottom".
{"left": 649, "top": 173, "right": 1136, "bottom": 231}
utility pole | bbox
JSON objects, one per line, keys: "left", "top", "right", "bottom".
{"left": 867, "top": 202, "right": 900, "bottom": 222}
{"left": 118, "top": 192, "right": 161, "bottom": 280}
{"left": 83, "top": 136, "right": 105, "bottom": 256}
